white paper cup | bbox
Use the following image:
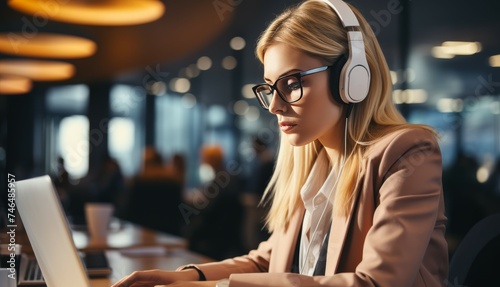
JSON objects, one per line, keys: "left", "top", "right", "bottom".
{"left": 0, "top": 268, "right": 17, "bottom": 287}
{"left": 85, "top": 203, "right": 114, "bottom": 244}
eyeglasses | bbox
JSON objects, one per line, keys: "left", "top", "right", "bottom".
{"left": 252, "top": 65, "right": 331, "bottom": 110}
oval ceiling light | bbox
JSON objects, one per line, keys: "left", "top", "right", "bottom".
{"left": 442, "top": 41, "right": 482, "bottom": 55}
{"left": 0, "top": 76, "right": 32, "bottom": 95}
{"left": 8, "top": 0, "right": 165, "bottom": 26}
{"left": 0, "top": 33, "right": 96, "bottom": 58}
{"left": 490, "top": 55, "right": 500, "bottom": 67}
{"left": 0, "top": 60, "right": 75, "bottom": 81}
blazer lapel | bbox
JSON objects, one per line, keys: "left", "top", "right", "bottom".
{"left": 325, "top": 167, "right": 366, "bottom": 275}
{"left": 270, "top": 205, "right": 305, "bottom": 272}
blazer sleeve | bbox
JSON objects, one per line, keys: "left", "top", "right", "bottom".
{"left": 347, "top": 128, "right": 446, "bottom": 286}
{"left": 177, "top": 232, "right": 274, "bottom": 280}
{"left": 225, "top": 129, "right": 446, "bottom": 286}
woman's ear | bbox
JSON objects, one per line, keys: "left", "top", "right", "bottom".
{"left": 328, "top": 53, "right": 348, "bottom": 105}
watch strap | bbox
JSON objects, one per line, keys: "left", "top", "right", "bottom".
{"left": 179, "top": 265, "right": 206, "bottom": 281}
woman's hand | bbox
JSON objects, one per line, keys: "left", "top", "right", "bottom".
{"left": 156, "top": 281, "right": 217, "bottom": 287}
{"left": 111, "top": 269, "right": 202, "bottom": 287}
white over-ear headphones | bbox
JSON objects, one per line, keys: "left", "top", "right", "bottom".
{"left": 319, "top": 0, "right": 371, "bottom": 104}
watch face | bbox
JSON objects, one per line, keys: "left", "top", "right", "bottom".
{"left": 216, "top": 278, "right": 230, "bottom": 287}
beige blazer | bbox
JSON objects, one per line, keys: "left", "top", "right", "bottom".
{"left": 190, "top": 128, "right": 448, "bottom": 287}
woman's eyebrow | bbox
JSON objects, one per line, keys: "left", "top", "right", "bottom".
{"left": 264, "top": 68, "right": 302, "bottom": 83}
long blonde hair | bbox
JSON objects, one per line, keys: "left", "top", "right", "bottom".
{"left": 257, "top": 0, "right": 435, "bottom": 232}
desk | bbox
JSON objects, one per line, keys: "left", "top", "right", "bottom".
{"left": 72, "top": 220, "right": 187, "bottom": 252}
{"left": 1, "top": 220, "right": 206, "bottom": 287}
{"left": 76, "top": 221, "right": 212, "bottom": 286}
{"left": 91, "top": 249, "right": 214, "bottom": 287}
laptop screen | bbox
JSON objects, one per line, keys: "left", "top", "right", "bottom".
{"left": 16, "top": 175, "right": 91, "bottom": 287}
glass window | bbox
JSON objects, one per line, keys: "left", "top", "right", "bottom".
{"left": 109, "top": 84, "right": 145, "bottom": 176}
{"left": 46, "top": 84, "right": 89, "bottom": 114}
{"left": 108, "top": 117, "right": 136, "bottom": 176}
{"left": 58, "top": 115, "right": 89, "bottom": 179}
{"left": 156, "top": 94, "right": 202, "bottom": 187}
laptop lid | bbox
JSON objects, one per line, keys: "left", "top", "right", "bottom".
{"left": 16, "top": 175, "right": 91, "bottom": 287}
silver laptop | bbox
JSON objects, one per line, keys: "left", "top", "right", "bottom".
{"left": 16, "top": 175, "right": 111, "bottom": 287}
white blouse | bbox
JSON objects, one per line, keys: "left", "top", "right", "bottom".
{"left": 299, "top": 149, "right": 338, "bottom": 275}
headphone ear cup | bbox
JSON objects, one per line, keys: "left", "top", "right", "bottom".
{"left": 329, "top": 53, "right": 349, "bottom": 105}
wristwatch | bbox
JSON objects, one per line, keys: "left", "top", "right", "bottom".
{"left": 216, "top": 278, "right": 230, "bottom": 287}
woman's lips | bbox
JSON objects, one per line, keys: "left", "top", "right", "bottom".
{"left": 279, "top": 122, "right": 296, "bottom": 132}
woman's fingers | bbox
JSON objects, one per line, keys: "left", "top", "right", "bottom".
{"left": 112, "top": 270, "right": 172, "bottom": 287}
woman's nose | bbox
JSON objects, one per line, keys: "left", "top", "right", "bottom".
{"left": 268, "top": 91, "right": 286, "bottom": 114}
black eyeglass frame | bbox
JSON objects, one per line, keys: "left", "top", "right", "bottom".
{"left": 252, "top": 65, "right": 331, "bottom": 110}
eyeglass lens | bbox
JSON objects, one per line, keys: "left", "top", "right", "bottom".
{"left": 255, "top": 75, "right": 302, "bottom": 108}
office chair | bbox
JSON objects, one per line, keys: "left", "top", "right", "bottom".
{"left": 448, "top": 212, "right": 500, "bottom": 286}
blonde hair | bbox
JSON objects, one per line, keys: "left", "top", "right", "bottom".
{"left": 257, "top": 0, "right": 436, "bottom": 232}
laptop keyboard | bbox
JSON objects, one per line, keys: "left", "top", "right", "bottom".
{"left": 25, "top": 258, "right": 44, "bottom": 281}
{"left": 20, "top": 251, "right": 110, "bottom": 284}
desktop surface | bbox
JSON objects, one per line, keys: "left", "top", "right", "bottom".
{"left": 92, "top": 249, "right": 214, "bottom": 287}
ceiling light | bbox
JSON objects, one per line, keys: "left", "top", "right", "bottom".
{"left": 230, "top": 37, "right": 246, "bottom": 50}
{"left": 0, "top": 60, "right": 75, "bottom": 81}
{"left": 8, "top": 0, "right": 164, "bottom": 26}
{"left": 150, "top": 81, "right": 167, "bottom": 96}
{"left": 0, "top": 33, "right": 96, "bottom": 58}
{"left": 437, "top": 98, "right": 463, "bottom": 113}
{"left": 432, "top": 41, "right": 481, "bottom": 58}
{"left": 185, "top": 64, "right": 200, "bottom": 78}
{"left": 169, "top": 77, "right": 190, "bottom": 93}
{"left": 222, "top": 56, "right": 237, "bottom": 70}
{"left": 390, "top": 69, "right": 416, "bottom": 84}
{"left": 241, "top": 84, "right": 255, "bottom": 99}
{"left": 244, "top": 106, "right": 260, "bottom": 121}
{"left": 390, "top": 71, "right": 398, "bottom": 84}
{"left": 392, "top": 89, "right": 428, "bottom": 104}
{"left": 233, "top": 100, "right": 249, "bottom": 115}
{"left": 197, "top": 56, "right": 212, "bottom": 71}
{"left": 442, "top": 41, "right": 482, "bottom": 55}
{"left": 0, "top": 76, "right": 32, "bottom": 94}
{"left": 432, "top": 46, "right": 455, "bottom": 59}
{"left": 476, "top": 166, "right": 489, "bottom": 183}
{"left": 489, "top": 55, "right": 500, "bottom": 67}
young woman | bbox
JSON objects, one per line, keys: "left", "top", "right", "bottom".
{"left": 112, "top": 0, "right": 448, "bottom": 286}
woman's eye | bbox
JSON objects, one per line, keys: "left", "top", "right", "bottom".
{"left": 286, "top": 79, "right": 300, "bottom": 90}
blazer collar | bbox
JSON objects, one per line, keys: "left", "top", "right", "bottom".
{"left": 325, "top": 163, "right": 366, "bottom": 274}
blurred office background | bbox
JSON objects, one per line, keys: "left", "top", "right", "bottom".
{"left": 0, "top": 0, "right": 499, "bottom": 259}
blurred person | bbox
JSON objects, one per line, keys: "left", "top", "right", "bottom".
{"left": 138, "top": 148, "right": 186, "bottom": 185}
{"left": 242, "top": 136, "right": 274, "bottom": 250}
{"left": 64, "top": 152, "right": 124, "bottom": 224}
{"left": 113, "top": 0, "right": 448, "bottom": 286}
{"left": 141, "top": 146, "right": 168, "bottom": 175}
{"left": 51, "top": 156, "right": 70, "bottom": 210}
{"left": 166, "top": 153, "right": 187, "bottom": 187}
{"left": 122, "top": 146, "right": 184, "bottom": 235}
{"left": 183, "top": 145, "right": 245, "bottom": 260}
{"left": 91, "top": 153, "right": 125, "bottom": 204}
{"left": 247, "top": 136, "right": 275, "bottom": 198}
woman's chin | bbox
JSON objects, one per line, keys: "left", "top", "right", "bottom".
{"left": 285, "top": 134, "right": 312, "bottom": 147}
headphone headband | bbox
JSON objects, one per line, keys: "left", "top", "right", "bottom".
{"left": 320, "top": 0, "right": 360, "bottom": 27}
{"left": 316, "top": 0, "right": 371, "bottom": 104}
